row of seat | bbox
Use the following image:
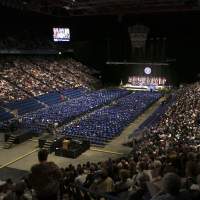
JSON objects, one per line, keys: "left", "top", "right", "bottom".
{"left": 60, "top": 92, "right": 161, "bottom": 145}
{"left": 20, "top": 88, "right": 131, "bottom": 132}
{"left": 0, "top": 107, "right": 13, "bottom": 121}
{"left": 133, "top": 94, "right": 176, "bottom": 137}
{"left": 0, "top": 87, "right": 88, "bottom": 121}
{"left": 35, "top": 87, "right": 88, "bottom": 106}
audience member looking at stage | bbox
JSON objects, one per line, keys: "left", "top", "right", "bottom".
{"left": 28, "top": 149, "right": 62, "bottom": 200}
{"left": 151, "top": 173, "right": 191, "bottom": 200}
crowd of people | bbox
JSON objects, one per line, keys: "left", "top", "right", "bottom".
{"left": 0, "top": 56, "right": 100, "bottom": 103}
{"left": 61, "top": 91, "right": 161, "bottom": 145}
{"left": 1, "top": 83, "right": 200, "bottom": 200}
{"left": 0, "top": 79, "right": 28, "bottom": 103}
{"left": 128, "top": 76, "right": 167, "bottom": 87}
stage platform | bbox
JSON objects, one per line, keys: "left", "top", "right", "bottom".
{"left": 121, "top": 84, "right": 171, "bottom": 91}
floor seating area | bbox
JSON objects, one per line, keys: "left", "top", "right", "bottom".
{"left": 20, "top": 89, "right": 131, "bottom": 133}
{"left": 0, "top": 88, "right": 88, "bottom": 122}
{"left": 60, "top": 92, "right": 161, "bottom": 145}
{"left": 4, "top": 98, "right": 44, "bottom": 116}
{"left": 1, "top": 88, "right": 161, "bottom": 146}
{"left": 35, "top": 87, "right": 88, "bottom": 106}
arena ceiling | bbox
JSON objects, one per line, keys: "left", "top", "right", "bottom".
{"left": 0, "top": 0, "right": 200, "bottom": 17}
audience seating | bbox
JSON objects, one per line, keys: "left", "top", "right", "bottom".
{"left": 0, "top": 88, "right": 89, "bottom": 122}
{"left": 60, "top": 92, "right": 161, "bottom": 145}
{"left": 0, "top": 56, "right": 100, "bottom": 102}
{"left": 0, "top": 107, "right": 13, "bottom": 121}
{"left": 20, "top": 89, "right": 131, "bottom": 133}
{"left": 2, "top": 82, "right": 200, "bottom": 200}
{"left": 132, "top": 93, "right": 176, "bottom": 137}
{"left": 36, "top": 88, "right": 88, "bottom": 106}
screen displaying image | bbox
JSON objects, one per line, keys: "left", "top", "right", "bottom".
{"left": 53, "top": 28, "right": 70, "bottom": 42}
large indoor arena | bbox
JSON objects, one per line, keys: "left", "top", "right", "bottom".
{"left": 0, "top": 1, "right": 200, "bottom": 200}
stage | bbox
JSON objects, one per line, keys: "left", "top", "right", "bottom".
{"left": 121, "top": 83, "right": 171, "bottom": 91}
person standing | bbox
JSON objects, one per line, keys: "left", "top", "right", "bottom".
{"left": 28, "top": 149, "right": 62, "bottom": 200}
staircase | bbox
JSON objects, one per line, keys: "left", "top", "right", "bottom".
{"left": 4, "top": 135, "right": 17, "bottom": 149}
{"left": 42, "top": 139, "right": 54, "bottom": 153}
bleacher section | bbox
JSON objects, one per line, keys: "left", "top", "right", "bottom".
{"left": 132, "top": 94, "right": 176, "bottom": 137}
{"left": 0, "top": 56, "right": 101, "bottom": 103}
{"left": 0, "top": 56, "right": 102, "bottom": 123}
{"left": 60, "top": 92, "right": 161, "bottom": 145}
{"left": 0, "top": 78, "right": 29, "bottom": 103}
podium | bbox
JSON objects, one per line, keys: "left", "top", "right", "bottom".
{"left": 55, "top": 139, "right": 90, "bottom": 158}
{"left": 62, "top": 139, "right": 70, "bottom": 150}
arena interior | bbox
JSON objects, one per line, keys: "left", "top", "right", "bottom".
{"left": 0, "top": 0, "right": 200, "bottom": 199}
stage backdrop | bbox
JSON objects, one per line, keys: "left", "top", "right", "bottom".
{"left": 126, "top": 64, "right": 171, "bottom": 86}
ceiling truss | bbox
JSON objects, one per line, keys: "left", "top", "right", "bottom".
{"left": 0, "top": 0, "right": 200, "bottom": 16}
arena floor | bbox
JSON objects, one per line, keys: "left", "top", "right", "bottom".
{"left": 0, "top": 98, "right": 163, "bottom": 181}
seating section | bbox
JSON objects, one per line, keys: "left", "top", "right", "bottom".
{"left": 0, "top": 63, "right": 49, "bottom": 96}
{"left": 3, "top": 99, "right": 44, "bottom": 116}
{"left": 0, "top": 56, "right": 101, "bottom": 102}
{"left": 60, "top": 92, "right": 161, "bottom": 145}
{"left": 18, "top": 58, "right": 69, "bottom": 90}
{"left": 133, "top": 94, "right": 176, "bottom": 136}
{"left": 34, "top": 92, "right": 62, "bottom": 106}
{"left": 20, "top": 89, "right": 131, "bottom": 133}
{"left": 0, "top": 86, "right": 161, "bottom": 147}
{"left": 62, "top": 88, "right": 88, "bottom": 99}
{"left": 36, "top": 88, "right": 88, "bottom": 106}
{"left": 0, "top": 87, "right": 88, "bottom": 122}
{"left": 0, "top": 107, "right": 13, "bottom": 121}
{"left": 0, "top": 79, "right": 29, "bottom": 103}
{"left": 147, "top": 82, "right": 200, "bottom": 140}
{"left": 33, "top": 57, "right": 99, "bottom": 87}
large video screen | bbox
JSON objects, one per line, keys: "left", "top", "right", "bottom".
{"left": 53, "top": 28, "right": 70, "bottom": 42}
